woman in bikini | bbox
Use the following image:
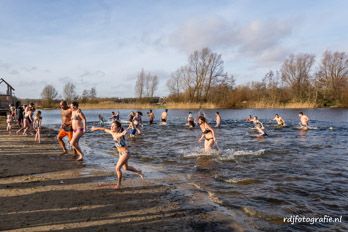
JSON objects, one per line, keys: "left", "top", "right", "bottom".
{"left": 91, "top": 121, "right": 143, "bottom": 189}
{"left": 70, "top": 101, "right": 87, "bottom": 161}
{"left": 198, "top": 116, "right": 216, "bottom": 152}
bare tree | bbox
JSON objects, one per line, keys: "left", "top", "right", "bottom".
{"left": 316, "top": 50, "right": 348, "bottom": 101}
{"left": 135, "top": 69, "right": 146, "bottom": 98}
{"left": 41, "top": 85, "right": 58, "bottom": 101}
{"left": 63, "top": 82, "right": 77, "bottom": 102}
{"left": 167, "top": 70, "right": 182, "bottom": 97}
{"left": 188, "top": 48, "right": 226, "bottom": 102}
{"left": 90, "top": 87, "right": 97, "bottom": 98}
{"left": 262, "top": 70, "right": 281, "bottom": 103}
{"left": 281, "top": 53, "right": 315, "bottom": 101}
{"left": 149, "top": 75, "right": 158, "bottom": 97}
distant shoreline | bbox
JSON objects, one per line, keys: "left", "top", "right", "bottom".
{"left": 37, "top": 101, "right": 345, "bottom": 110}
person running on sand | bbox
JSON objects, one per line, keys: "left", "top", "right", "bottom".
{"left": 57, "top": 101, "right": 74, "bottom": 155}
{"left": 215, "top": 112, "right": 222, "bottom": 128}
{"left": 17, "top": 103, "right": 35, "bottom": 135}
{"left": 16, "top": 101, "right": 24, "bottom": 127}
{"left": 148, "top": 109, "right": 155, "bottom": 125}
{"left": 273, "top": 114, "right": 286, "bottom": 127}
{"left": 33, "top": 111, "right": 42, "bottom": 143}
{"left": 299, "top": 112, "right": 309, "bottom": 130}
{"left": 6, "top": 112, "right": 12, "bottom": 134}
{"left": 187, "top": 112, "right": 195, "bottom": 128}
{"left": 9, "top": 104, "right": 16, "bottom": 119}
{"left": 70, "top": 101, "right": 87, "bottom": 161}
{"left": 198, "top": 116, "right": 216, "bottom": 152}
{"left": 91, "top": 121, "right": 143, "bottom": 189}
{"left": 160, "top": 109, "right": 168, "bottom": 125}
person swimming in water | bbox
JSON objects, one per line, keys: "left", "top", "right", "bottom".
{"left": 253, "top": 116, "right": 267, "bottom": 137}
{"left": 70, "top": 101, "right": 87, "bottom": 161}
{"left": 160, "top": 109, "right": 168, "bottom": 125}
{"left": 91, "top": 121, "right": 143, "bottom": 189}
{"left": 148, "top": 109, "right": 155, "bottom": 125}
{"left": 110, "top": 111, "right": 120, "bottom": 122}
{"left": 198, "top": 116, "right": 216, "bottom": 152}
{"left": 98, "top": 114, "right": 105, "bottom": 126}
{"left": 273, "top": 114, "right": 286, "bottom": 127}
{"left": 132, "top": 111, "right": 142, "bottom": 135}
{"left": 298, "top": 112, "right": 309, "bottom": 130}
{"left": 245, "top": 115, "right": 254, "bottom": 123}
{"left": 187, "top": 112, "right": 195, "bottom": 128}
{"left": 215, "top": 112, "right": 222, "bottom": 128}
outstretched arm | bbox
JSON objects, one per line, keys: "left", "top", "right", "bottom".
{"left": 91, "top": 127, "right": 112, "bottom": 135}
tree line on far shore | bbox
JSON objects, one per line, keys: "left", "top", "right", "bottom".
{"left": 166, "top": 48, "right": 348, "bottom": 107}
{"left": 40, "top": 84, "right": 97, "bottom": 107}
{"left": 37, "top": 47, "right": 348, "bottom": 108}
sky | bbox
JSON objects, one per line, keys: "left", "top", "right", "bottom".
{"left": 0, "top": 0, "right": 347, "bottom": 98}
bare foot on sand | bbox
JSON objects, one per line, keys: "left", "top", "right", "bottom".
{"left": 137, "top": 171, "right": 144, "bottom": 180}
{"left": 76, "top": 155, "right": 84, "bottom": 161}
{"left": 97, "top": 183, "right": 120, "bottom": 189}
{"left": 59, "top": 150, "right": 68, "bottom": 156}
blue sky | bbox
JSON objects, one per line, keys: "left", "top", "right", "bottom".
{"left": 0, "top": 0, "right": 347, "bottom": 98}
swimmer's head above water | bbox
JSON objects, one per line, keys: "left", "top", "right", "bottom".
{"left": 198, "top": 115, "right": 207, "bottom": 125}
{"left": 110, "top": 121, "right": 122, "bottom": 132}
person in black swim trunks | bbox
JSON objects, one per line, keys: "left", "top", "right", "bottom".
{"left": 187, "top": 112, "right": 195, "bottom": 128}
{"left": 198, "top": 116, "right": 216, "bottom": 152}
{"left": 161, "top": 109, "right": 168, "bottom": 125}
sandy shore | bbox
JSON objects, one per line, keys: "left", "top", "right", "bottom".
{"left": 0, "top": 118, "right": 240, "bottom": 232}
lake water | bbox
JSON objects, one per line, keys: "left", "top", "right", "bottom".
{"left": 42, "top": 108, "right": 348, "bottom": 231}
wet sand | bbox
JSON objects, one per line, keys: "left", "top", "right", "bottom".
{"left": 0, "top": 118, "right": 239, "bottom": 232}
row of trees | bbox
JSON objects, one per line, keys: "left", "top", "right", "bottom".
{"left": 166, "top": 48, "right": 348, "bottom": 107}
{"left": 41, "top": 83, "right": 97, "bottom": 106}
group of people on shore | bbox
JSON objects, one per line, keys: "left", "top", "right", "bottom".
{"left": 6, "top": 101, "right": 42, "bottom": 143}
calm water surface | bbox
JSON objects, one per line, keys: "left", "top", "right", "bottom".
{"left": 42, "top": 108, "right": 348, "bottom": 231}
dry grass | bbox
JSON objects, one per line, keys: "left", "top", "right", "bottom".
{"left": 80, "top": 101, "right": 219, "bottom": 110}
{"left": 79, "top": 101, "right": 320, "bottom": 110}
{"left": 248, "top": 101, "right": 318, "bottom": 109}
{"left": 80, "top": 102, "right": 157, "bottom": 110}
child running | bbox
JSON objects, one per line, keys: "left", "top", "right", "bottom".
{"left": 91, "top": 121, "right": 143, "bottom": 189}
{"left": 33, "top": 111, "right": 42, "bottom": 143}
{"left": 6, "top": 112, "right": 12, "bottom": 134}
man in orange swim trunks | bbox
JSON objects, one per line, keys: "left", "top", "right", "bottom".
{"left": 57, "top": 100, "right": 74, "bottom": 155}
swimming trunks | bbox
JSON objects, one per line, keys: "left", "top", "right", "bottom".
{"left": 58, "top": 129, "right": 73, "bottom": 141}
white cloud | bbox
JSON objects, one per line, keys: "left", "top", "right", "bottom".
{"left": 168, "top": 16, "right": 293, "bottom": 64}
